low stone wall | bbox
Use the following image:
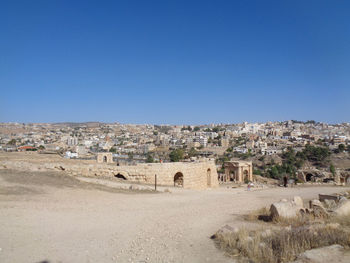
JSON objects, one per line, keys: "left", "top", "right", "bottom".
{"left": 0, "top": 154, "right": 219, "bottom": 190}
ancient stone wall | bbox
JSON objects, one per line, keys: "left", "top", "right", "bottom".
{"left": 97, "top": 153, "right": 113, "bottom": 163}
{"left": 66, "top": 161, "right": 219, "bottom": 189}
{"left": 0, "top": 153, "right": 218, "bottom": 190}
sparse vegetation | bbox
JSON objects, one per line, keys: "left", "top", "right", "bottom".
{"left": 7, "top": 139, "right": 16, "bottom": 145}
{"left": 262, "top": 146, "right": 332, "bottom": 180}
{"left": 181, "top": 126, "right": 192, "bottom": 131}
{"left": 243, "top": 207, "right": 270, "bottom": 222}
{"left": 330, "top": 163, "right": 336, "bottom": 176}
{"left": 109, "top": 147, "right": 117, "bottom": 153}
{"left": 338, "top": 144, "right": 346, "bottom": 152}
{"left": 214, "top": 191, "right": 350, "bottom": 263}
{"left": 146, "top": 153, "right": 154, "bottom": 163}
{"left": 169, "top": 149, "right": 184, "bottom": 162}
{"left": 253, "top": 169, "right": 262, "bottom": 175}
{"left": 188, "top": 147, "right": 198, "bottom": 158}
{"left": 213, "top": 213, "right": 350, "bottom": 263}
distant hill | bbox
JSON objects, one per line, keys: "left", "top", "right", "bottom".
{"left": 51, "top": 122, "right": 102, "bottom": 128}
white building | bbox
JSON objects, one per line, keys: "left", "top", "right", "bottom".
{"left": 67, "top": 136, "right": 78, "bottom": 146}
{"left": 65, "top": 151, "right": 78, "bottom": 158}
{"left": 195, "top": 136, "right": 208, "bottom": 147}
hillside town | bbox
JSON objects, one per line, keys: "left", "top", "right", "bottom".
{"left": 1, "top": 121, "right": 349, "bottom": 185}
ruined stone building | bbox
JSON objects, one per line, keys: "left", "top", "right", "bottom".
{"left": 97, "top": 152, "right": 113, "bottom": 163}
{"left": 1, "top": 153, "right": 218, "bottom": 190}
{"left": 222, "top": 161, "right": 253, "bottom": 183}
{"left": 95, "top": 153, "right": 219, "bottom": 189}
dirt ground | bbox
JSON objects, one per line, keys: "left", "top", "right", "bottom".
{"left": 1, "top": 169, "right": 349, "bottom": 263}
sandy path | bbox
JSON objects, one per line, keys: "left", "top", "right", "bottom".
{"left": 0, "top": 170, "right": 349, "bottom": 263}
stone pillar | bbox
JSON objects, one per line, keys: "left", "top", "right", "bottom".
{"left": 225, "top": 167, "right": 230, "bottom": 182}
{"left": 249, "top": 164, "right": 253, "bottom": 181}
{"left": 238, "top": 167, "right": 242, "bottom": 182}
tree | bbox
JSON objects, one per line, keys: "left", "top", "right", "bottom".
{"left": 212, "top": 127, "right": 219, "bottom": 133}
{"left": 169, "top": 149, "right": 184, "bottom": 162}
{"left": 188, "top": 147, "right": 198, "bottom": 158}
{"left": 330, "top": 164, "right": 336, "bottom": 176}
{"left": 38, "top": 145, "right": 45, "bottom": 150}
{"left": 338, "top": 144, "right": 345, "bottom": 152}
{"left": 109, "top": 147, "right": 117, "bottom": 153}
{"left": 300, "top": 145, "right": 330, "bottom": 165}
{"left": 193, "top": 126, "right": 200, "bottom": 132}
{"left": 7, "top": 139, "right": 16, "bottom": 145}
{"left": 146, "top": 153, "right": 154, "bottom": 163}
{"left": 181, "top": 126, "right": 192, "bottom": 131}
{"left": 253, "top": 169, "right": 262, "bottom": 175}
{"left": 268, "top": 166, "right": 280, "bottom": 179}
{"left": 306, "top": 120, "right": 316, "bottom": 124}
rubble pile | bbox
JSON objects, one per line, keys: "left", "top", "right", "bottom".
{"left": 270, "top": 191, "right": 350, "bottom": 220}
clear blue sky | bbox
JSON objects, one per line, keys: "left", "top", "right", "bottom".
{"left": 1, "top": 0, "right": 349, "bottom": 124}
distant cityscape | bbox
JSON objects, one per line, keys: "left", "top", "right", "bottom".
{"left": 1, "top": 120, "right": 349, "bottom": 164}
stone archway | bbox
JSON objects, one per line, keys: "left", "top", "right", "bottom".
{"left": 207, "top": 168, "right": 211, "bottom": 187}
{"left": 174, "top": 172, "right": 184, "bottom": 187}
{"left": 97, "top": 153, "right": 113, "bottom": 163}
{"left": 115, "top": 173, "right": 127, "bottom": 180}
{"left": 306, "top": 173, "right": 313, "bottom": 182}
{"left": 224, "top": 161, "right": 253, "bottom": 183}
{"left": 243, "top": 170, "right": 249, "bottom": 183}
{"left": 230, "top": 171, "right": 236, "bottom": 181}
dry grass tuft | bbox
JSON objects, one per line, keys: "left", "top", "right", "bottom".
{"left": 328, "top": 213, "right": 350, "bottom": 229}
{"left": 246, "top": 206, "right": 329, "bottom": 227}
{"left": 214, "top": 210, "right": 350, "bottom": 262}
{"left": 213, "top": 224, "right": 350, "bottom": 263}
{"left": 244, "top": 207, "right": 314, "bottom": 226}
{"left": 272, "top": 213, "right": 315, "bottom": 227}
{"left": 243, "top": 207, "right": 270, "bottom": 222}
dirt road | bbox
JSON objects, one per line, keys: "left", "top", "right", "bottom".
{"left": 1, "top": 169, "right": 349, "bottom": 263}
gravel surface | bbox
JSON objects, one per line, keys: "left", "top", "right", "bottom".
{"left": 1, "top": 169, "right": 349, "bottom": 263}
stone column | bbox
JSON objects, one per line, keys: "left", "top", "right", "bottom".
{"left": 225, "top": 167, "right": 230, "bottom": 182}
{"left": 238, "top": 167, "right": 242, "bottom": 182}
{"left": 249, "top": 164, "right": 253, "bottom": 181}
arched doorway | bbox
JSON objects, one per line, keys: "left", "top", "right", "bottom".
{"left": 306, "top": 173, "right": 313, "bottom": 182}
{"left": 207, "top": 168, "right": 211, "bottom": 186}
{"left": 230, "top": 171, "right": 235, "bottom": 181}
{"left": 174, "top": 172, "right": 184, "bottom": 187}
{"left": 243, "top": 170, "right": 249, "bottom": 183}
{"left": 103, "top": 156, "right": 108, "bottom": 163}
{"left": 115, "top": 173, "right": 127, "bottom": 180}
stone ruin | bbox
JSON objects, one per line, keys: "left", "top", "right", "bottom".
{"left": 297, "top": 168, "right": 350, "bottom": 185}
{"left": 1, "top": 154, "right": 219, "bottom": 190}
{"left": 270, "top": 192, "right": 350, "bottom": 220}
{"left": 221, "top": 161, "right": 253, "bottom": 183}
{"left": 97, "top": 152, "right": 113, "bottom": 163}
